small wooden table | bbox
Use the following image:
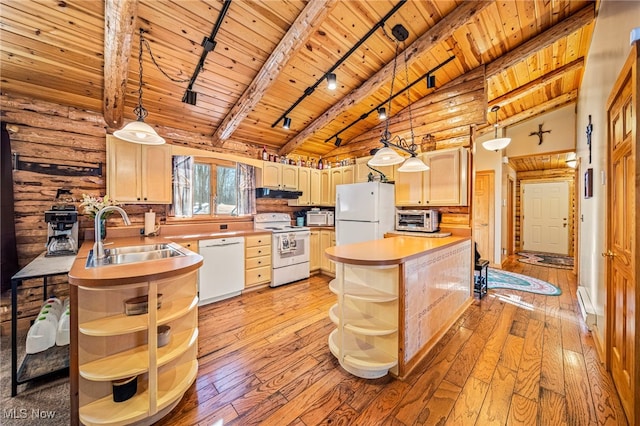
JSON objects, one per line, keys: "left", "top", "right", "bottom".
{"left": 10, "top": 252, "right": 76, "bottom": 396}
{"left": 474, "top": 259, "right": 489, "bottom": 298}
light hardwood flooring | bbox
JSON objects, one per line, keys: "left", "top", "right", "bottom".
{"left": 156, "top": 257, "right": 628, "bottom": 425}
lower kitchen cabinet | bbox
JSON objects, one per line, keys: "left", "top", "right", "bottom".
{"left": 177, "top": 241, "right": 199, "bottom": 253}
{"left": 320, "top": 229, "right": 336, "bottom": 276}
{"left": 76, "top": 270, "right": 199, "bottom": 425}
{"left": 245, "top": 234, "right": 271, "bottom": 288}
{"left": 310, "top": 230, "right": 321, "bottom": 272}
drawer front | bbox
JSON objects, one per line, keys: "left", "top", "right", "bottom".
{"left": 246, "top": 254, "right": 271, "bottom": 269}
{"left": 246, "top": 244, "right": 271, "bottom": 258}
{"left": 246, "top": 234, "right": 270, "bottom": 248}
{"left": 245, "top": 265, "right": 271, "bottom": 286}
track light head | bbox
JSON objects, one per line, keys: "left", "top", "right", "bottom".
{"left": 182, "top": 89, "right": 197, "bottom": 105}
{"left": 427, "top": 74, "right": 436, "bottom": 89}
{"left": 334, "top": 136, "right": 342, "bottom": 147}
{"left": 283, "top": 117, "right": 291, "bottom": 129}
{"left": 377, "top": 107, "right": 387, "bottom": 120}
{"left": 326, "top": 73, "right": 337, "bottom": 90}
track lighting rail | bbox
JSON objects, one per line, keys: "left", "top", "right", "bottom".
{"left": 182, "top": 0, "right": 232, "bottom": 105}
{"left": 271, "top": 0, "right": 408, "bottom": 128}
{"left": 324, "top": 55, "right": 455, "bottom": 144}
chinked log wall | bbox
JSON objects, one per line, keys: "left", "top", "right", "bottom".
{"left": 0, "top": 93, "right": 264, "bottom": 333}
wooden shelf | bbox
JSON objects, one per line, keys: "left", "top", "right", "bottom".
{"left": 328, "top": 329, "right": 397, "bottom": 379}
{"left": 79, "top": 328, "right": 198, "bottom": 381}
{"left": 79, "top": 359, "right": 198, "bottom": 426}
{"left": 329, "top": 279, "right": 397, "bottom": 302}
{"left": 329, "top": 304, "right": 397, "bottom": 336}
{"left": 79, "top": 296, "right": 198, "bottom": 336}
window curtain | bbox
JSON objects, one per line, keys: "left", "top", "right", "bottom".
{"left": 237, "top": 163, "right": 256, "bottom": 216}
{"left": 172, "top": 156, "right": 193, "bottom": 217}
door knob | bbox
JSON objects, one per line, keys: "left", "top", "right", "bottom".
{"left": 601, "top": 250, "right": 616, "bottom": 258}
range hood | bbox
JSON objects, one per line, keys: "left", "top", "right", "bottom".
{"left": 255, "top": 188, "right": 302, "bottom": 199}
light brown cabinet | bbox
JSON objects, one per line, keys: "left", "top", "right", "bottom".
{"left": 355, "top": 156, "right": 395, "bottom": 183}
{"left": 245, "top": 234, "right": 271, "bottom": 288}
{"left": 394, "top": 147, "right": 468, "bottom": 206}
{"left": 288, "top": 168, "right": 321, "bottom": 206}
{"left": 320, "top": 229, "right": 336, "bottom": 275}
{"left": 260, "top": 161, "right": 298, "bottom": 190}
{"left": 106, "top": 135, "right": 172, "bottom": 204}
{"left": 76, "top": 270, "right": 198, "bottom": 425}
{"left": 310, "top": 230, "right": 321, "bottom": 272}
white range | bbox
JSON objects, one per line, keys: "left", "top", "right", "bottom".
{"left": 254, "top": 213, "right": 310, "bottom": 287}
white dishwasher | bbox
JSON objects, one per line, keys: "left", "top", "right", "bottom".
{"left": 198, "top": 236, "right": 245, "bottom": 305}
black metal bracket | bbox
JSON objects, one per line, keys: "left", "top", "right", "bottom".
{"left": 12, "top": 153, "right": 102, "bottom": 177}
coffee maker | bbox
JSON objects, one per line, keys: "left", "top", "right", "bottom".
{"left": 45, "top": 205, "right": 78, "bottom": 256}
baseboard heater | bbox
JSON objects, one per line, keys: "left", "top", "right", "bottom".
{"left": 577, "top": 286, "right": 597, "bottom": 330}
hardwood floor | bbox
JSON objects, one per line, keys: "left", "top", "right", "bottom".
{"left": 156, "top": 258, "right": 628, "bottom": 425}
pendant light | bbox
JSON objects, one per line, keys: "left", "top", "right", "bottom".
{"left": 114, "top": 29, "right": 165, "bottom": 145}
{"left": 368, "top": 24, "right": 428, "bottom": 172}
{"left": 482, "top": 105, "right": 510, "bottom": 151}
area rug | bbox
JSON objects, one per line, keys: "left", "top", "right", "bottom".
{"left": 517, "top": 251, "right": 574, "bottom": 270}
{"left": 487, "top": 268, "right": 562, "bottom": 296}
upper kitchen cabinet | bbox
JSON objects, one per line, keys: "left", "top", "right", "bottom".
{"left": 106, "top": 136, "right": 172, "bottom": 204}
{"left": 289, "top": 168, "right": 321, "bottom": 206}
{"left": 326, "top": 166, "right": 354, "bottom": 206}
{"left": 395, "top": 147, "right": 468, "bottom": 207}
{"left": 423, "top": 147, "right": 468, "bottom": 206}
{"left": 355, "top": 157, "right": 395, "bottom": 183}
{"left": 260, "top": 161, "right": 298, "bottom": 190}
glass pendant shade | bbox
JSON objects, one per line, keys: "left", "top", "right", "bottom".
{"left": 482, "top": 137, "right": 511, "bottom": 151}
{"left": 397, "top": 156, "right": 429, "bottom": 172}
{"left": 368, "top": 147, "right": 404, "bottom": 166}
{"left": 114, "top": 120, "right": 165, "bottom": 145}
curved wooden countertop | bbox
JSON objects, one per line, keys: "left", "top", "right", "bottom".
{"left": 324, "top": 236, "right": 469, "bottom": 266}
{"left": 68, "top": 236, "right": 204, "bottom": 288}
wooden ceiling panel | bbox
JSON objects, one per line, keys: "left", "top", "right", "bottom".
{"left": 0, "top": 0, "right": 595, "bottom": 158}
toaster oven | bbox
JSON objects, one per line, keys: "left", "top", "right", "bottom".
{"left": 396, "top": 209, "right": 439, "bottom": 232}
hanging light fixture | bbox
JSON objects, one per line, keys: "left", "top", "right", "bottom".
{"left": 326, "top": 73, "right": 337, "bottom": 90}
{"left": 114, "top": 29, "right": 165, "bottom": 145}
{"left": 377, "top": 107, "right": 387, "bottom": 120}
{"left": 368, "top": 24, "right": 428, "bottom": 172}
{"left": 482, "top": 105, "right": 511, "bottom": 151}
{"left": 334, "top": 136, "right": 342, "bottom": 147}
{"left": 283, "top": 117, "right": 292, "bottom": 129}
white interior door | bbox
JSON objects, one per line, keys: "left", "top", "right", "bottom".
{"left": 522, "top": 181, "right": 569, "bottom": 255}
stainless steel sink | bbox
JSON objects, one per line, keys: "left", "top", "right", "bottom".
{"left": 86, "top": 243, "right": 187, "bottom": 268}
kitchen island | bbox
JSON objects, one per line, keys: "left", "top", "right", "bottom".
{"left": 68, "top": 237, "right": 203, "bottom": 426}
{"left": 325, "top": 236, "right": 472, "bottom": 379}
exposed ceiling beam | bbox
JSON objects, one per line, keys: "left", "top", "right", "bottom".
{"left": 277, "top": 0, "right": 494, "bottom": 156}
{"left": 477, "top": 89, "right": 578, "bottom": 136}
{"left": 486, "top": 3, "right": 594, "bottom": 78}
{"left": 211, "top": 0, "right": 338, "bottom": 146}
{"left": 103, "top": 0, "right": 139, "bottom": 130}
{"left": 489, "top": 57, "right": 584, "bottom": 108}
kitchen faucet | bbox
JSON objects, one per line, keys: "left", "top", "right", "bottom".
{"left": 94, "top": 206, "right": 131, "bottom": 259}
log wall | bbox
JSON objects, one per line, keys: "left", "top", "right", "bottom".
{"left": 0, "top": 92, "right": 271, "bottom": 333}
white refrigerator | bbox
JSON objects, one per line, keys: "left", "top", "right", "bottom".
{"left": 335, "top": 182, "right": 395, "bottom": 245}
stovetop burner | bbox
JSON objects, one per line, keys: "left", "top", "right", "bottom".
{"left": 254, "top": 213, "right": 309, "bottom": 233}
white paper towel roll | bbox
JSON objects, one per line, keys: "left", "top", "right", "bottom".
{"left": 144, "top": 210, "right": 156, "bottom": 235}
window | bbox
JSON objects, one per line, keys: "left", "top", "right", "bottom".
{"left": 172, "top": 157, "right": 238, "bottom": 218}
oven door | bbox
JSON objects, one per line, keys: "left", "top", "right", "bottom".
{"left": 272, "top": 231, "right": 310, "bottom": 268}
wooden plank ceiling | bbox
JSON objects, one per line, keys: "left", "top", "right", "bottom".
{"left": 0, "top": 0, "right": 594, "bottom": 162}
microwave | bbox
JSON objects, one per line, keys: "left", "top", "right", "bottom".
{"left": 396, "top": 209, "right": 439, "bottom": 232}
{"left": 306, "top": 210, "right": 334, "bottom": 226}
